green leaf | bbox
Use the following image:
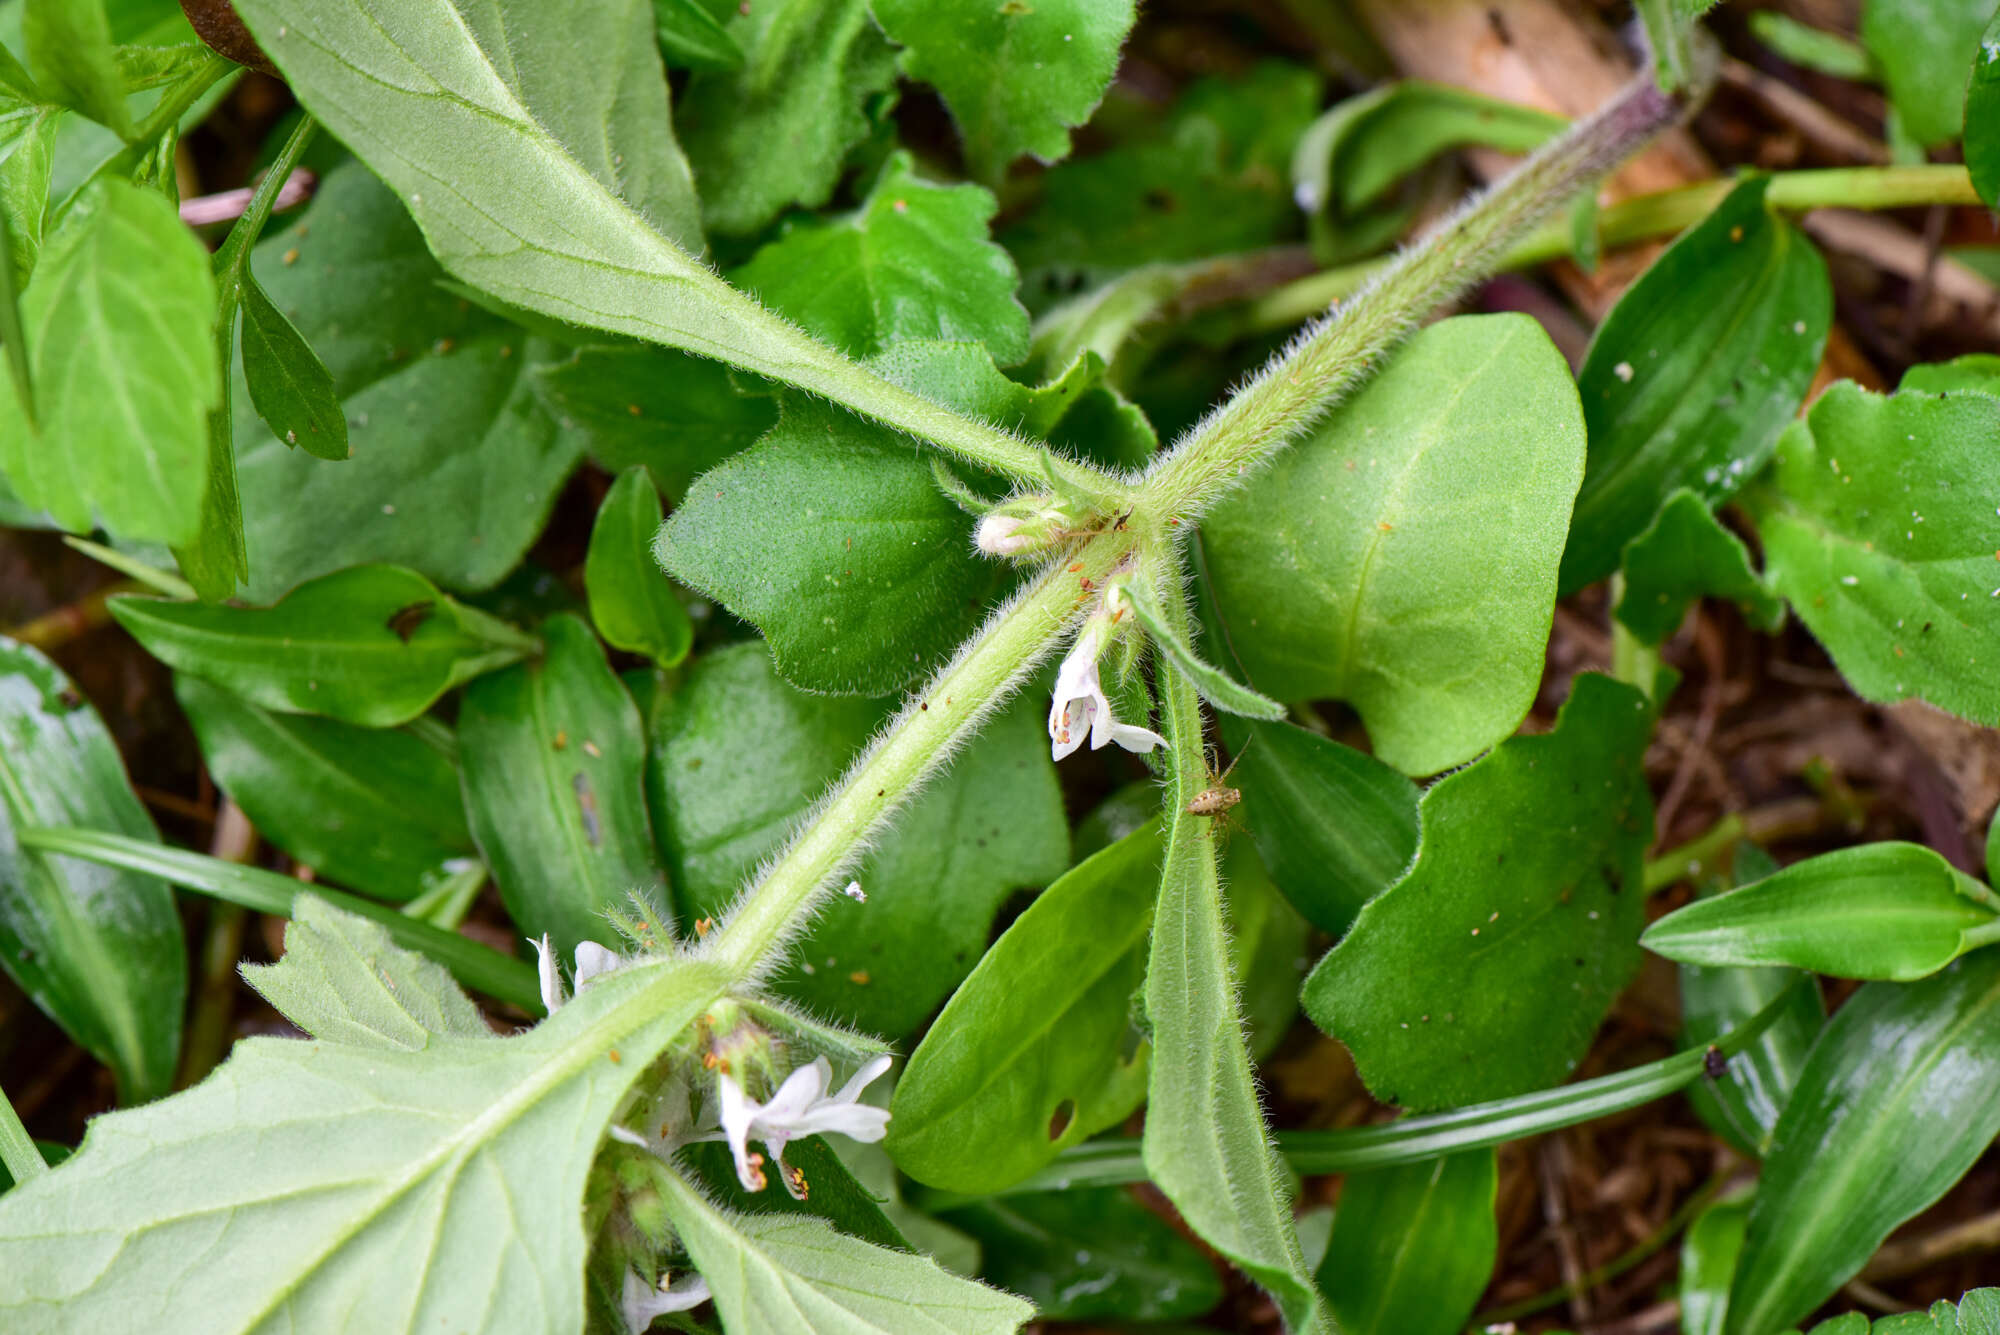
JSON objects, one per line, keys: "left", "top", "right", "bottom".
{"left": 1225, "top": 835, "right": 1311, "bottom": 1061}
{"left": 651, "top": 0, "right": 741, "bottom": 71}
{"left": 651, "top": 1158, "right": 1035, "bottom": 1334}
{"left": 240, "top": 894, "right": 491, "bottom": 1048}
{"left": 1644, "top": 842, "right": 2000, "bottom": 982}
{"left": 1115, "top": 579, "right": 1284, "bottom": 720}
{"left": 173, "top": 673, "right": 476, "bottom": 903}
{"left": 110, "top": 565, "right": 537, "bottom": 728}
{"left": 1749, "top": 13, "right": 1880, "bottom": 82}
{"left": 229, "top": 161, "right": 593, "bottom": 602}
{"left": 458, "top": 614, "right": 667, "bottom": 958}
{"left": 649, "top": 644, "right": 1067, "bottom": 1037}
{"left": 1681, "top": 1190, "right": 1753, "bottom": 1335}
{"left": 1315, "top": 1150, "right": 1498, "bottom": 1335}
{"left": 1003, "top": 63, "right": 1320, "bottom": 298}
{"left": 888, "top": 821, "right": 1159, "bottom": 1193}
{"left": 0, "top": 177, "right": 218, "bottom": 546}
{"left": 533, "top": 345, "right": 778, "bottom": 503}
{"left": 1561, "top": 177, "right": 1831, "bottom": 593}
{"left": 1750, "top": 380, "right": 2000, "bottom": 725}
{"left": 1678, "top": 845, "right": 1824, "bottom": 1157}
{"left": 1613, "top": 489, "right": 1786, "bottom": 646}
{"left": 1902, "top": 353, "right": 2000, "bottom": 395}
{"left": 940, "top": 1187, "right": 1223, "bottom": 1323}
{"left": 586, "top": 467, "right": 692, "bottom": 668}
{"left": 0, "top": 905, "right": 727, "bottom": 1333}
{"left": 678, "top": 1137, "right": 909, "bottom": 1255}
{"left": 0, "top": 640, "right": 183, "bottom": 1102}
{"left": 870, "top": 0, "right": 1135, "bottom": 182}
{"left": 734, "top": 151, "right": 1029, "bottom": 366}
{"left": 19, "top": 826, "right": 539, "bottom": 1013}
{"left": 0, "top": 105, "right": 54, "bottom": 290}
{"left": 1861, "top": 0, "right": 1992, "bottom": 146}
{"left": 1303, "top": 673, "right": 1655, "bottom": 1109}
{"left": 1144, "top": 799, "right": 1328, "bottom": 1333}
{"left": 21, "top": 0, "right": 131, "bottom": 137}
{"left": 656, "top": 359, "right": 1018, "bottom": 696}
{"left": 1231, "top": 719, "right": 1420, "bottom": 938}
{"left": 676, "top": 0, "right": 896, "bottom": 237}
{"left": 1204, "top": 313, "right": 1586, "bottom": 776}
{"left": 237, "top": 270, "right": 346, "bottom": 461}
{"left": 1967, "top": 15, "right": 2000, "bottom": 209}
{"left": 1725, "top": 953, "right": 2000, "bottom": 1335}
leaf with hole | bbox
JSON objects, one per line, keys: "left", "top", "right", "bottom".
{"left": 110, "top": 565, "right": 537, "bottom": 728}
{"left": 0, "top": 640, "right": 183, "bottom": 1103}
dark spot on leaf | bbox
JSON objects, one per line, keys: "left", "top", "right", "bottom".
{"left": 573, "top": 772, "right": 601, "bottom": 846}
{"left": 386, "top": 600, "right": 436, "bottom": 642}
{"left": 54, "top": 688, "right": 81, "bottom": 711}
{"left": 1603, "top": 862, "right": 1624, "bottom": 894}
{"left": 1144, "top": 188, "right": 1178, "bottom": 213}
{"left": 1703, "top": 1046, "right": 1728, "bottom": 1080}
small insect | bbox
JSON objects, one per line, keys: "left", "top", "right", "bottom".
{"left": 385, "top": 600, "right": 436, "bottom": 643}
{"left": 1702, "top": 1045, "right": 1729, "bottom": 1080}
{"left": 1186, "top": 745, "right": 1248, "bottom": 818}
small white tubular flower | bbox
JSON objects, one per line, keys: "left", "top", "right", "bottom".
{"left": 622, "top": 1269, "right": 711, "bottom": 1331}
{"left": 573, "top": 941, "right": 626, "bottom": 988}
{"left": 533, "top": 935, "right": 566, "bottom": 1013}
{"left": 1047, "top": 622, "right": 1166, "bottom": 762}
{"left": 718, "top": 1055, "right": 893, "bottom": 1198}
{"left": 975, "top": 513, "right": 1033, "bottom": 556}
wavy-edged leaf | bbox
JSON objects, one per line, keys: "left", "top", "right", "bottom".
{"left": 1726, "top": 953, "right": 2000, "bottom": 1335}
{"left": 174, "top": 673, "right": 476, "bottom": 903}
{"left": 1304, "top": 674, "right": 1655, "bottom": 1109}
{"left": 1644, "top": 842, "right": 2000, "bottom": 982}
{"left": 1562, "top": 177, "right": 1830, "bottom": 593}
{"left": 111, "top": 565, "right": 537, "bottom": 728}
{"left": 585, "top": 467, "right": 692, "bottom": 668}
{"left": 0, "top": 640, "right": 183, "bottom": 1102}
{"left": 459, "top": 613, "right": 666, "bottom": 957}
{"left": 0, "top": 900, "right": 726, "bottom": 1334}
{"left": 871, "top": 0, "right": 1135, "bottom": 183}
{"left": 1205, "top": 314, "right": 1586, "bottom": 776}
{"left": 1614, "top": 489, "right": 1785, "bottom": 645}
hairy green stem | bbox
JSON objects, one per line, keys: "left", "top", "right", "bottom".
{"left": 1140, "top": 66, "right": 1696, "bottom": 521}
{"left": 0, "top": 1079, "right": 44, "bottom": 1186}
{"left": 704, "top": 531, "right": 1138, "bottom": 979}
{"left": 1243, "top": 163, "right": 1979, "bottom": 335}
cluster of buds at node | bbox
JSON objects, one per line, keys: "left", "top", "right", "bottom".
{"left": 1048, "top": 576, "right": 1165, "bottom": 762}
{"left": 974, "top": 492, "right": 1088, "bottom": 559}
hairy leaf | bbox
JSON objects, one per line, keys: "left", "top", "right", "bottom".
{"left": 1751, "top": 380, "right": 2000, "bottom": 725}
{"left": 1304, "top": 674, "right": 1655, "bottom": 1109}
{"left": 0, "top": 641, "right": 183, "bottom": 1102}
{"left": 459, "top": 614, "right": 667, "bottom": 957}
{"left": 871, "top": 0, "right": 1135, "bottom": 182}
{"left": 110, "top": 565, "right": 537, "bottom": 728}
{"left": 1205, "top": 314, "right": 1586, "bottom": 775}
{"left": 175, "top": 673, "right": 476, "bottom": 903}
{"left": 1614, "top": 489, "right": 1785, "bottom": 645}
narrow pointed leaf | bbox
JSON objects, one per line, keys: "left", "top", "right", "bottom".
{"left": 1316, "top": 1150, "right": 1498, "bottom": 1335}
{"left": 584, "top": 467, "right": 692, "bottom": 669}
{"left": 0, "top": 641, "right": 184, "bottom": 1103}
{"left": 238, "top": 271, "right": 346, "bottom": 461}
{"left": 1681, "top": 1190, "right": 1754, "bottom": 1335}
{"left": 110, "top": 565, "right": 537, "bottom": 728}
{"left": 1117, "top": 579, "right": 1284, "bottom": 720}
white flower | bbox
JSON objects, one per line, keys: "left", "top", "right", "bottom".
{"left": 718, "top": 1055, "right": 892, "bottom": 1198}
{"left": 842, "top": 880, "right": 866, "bottom": 903}
{"left": 622, "top": 1269, "right": 710, "bottom": 1331}
{"left": 975, "top": 513, "right": 1033, "bottom": 556}
{"left": 1047, "top": 622, "right": 1166, "bottom": 762}
{"left": 533, "top": 937, "right": 633, "bottom": 1014}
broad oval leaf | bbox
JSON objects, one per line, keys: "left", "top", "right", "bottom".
{"left": 1751, "top": 380, "right": 2000, "bottom": 725}
{"left": 1303, "top": 673, "right": 1655, "bottom": 1110}
{"left": 1233, "top": 718, "right": 1419, "bottom": 937}
{"left": 648, "top": 643, "right": 1068, "bottom": 1037}
{"left": 584, "top": 467, "right": 692, "bottom": 668}
{"left": 0, "top": 640, "right": 184, "bottom": 1102}
{"left": 1643, "top": 842, "right": 2000, "bottom": 982}
{"left": 1861, "top": 0, "right": 1993, "bottom": 147}
{"left": 0, "top": 899, "right": 727, "bottom": 1334}
{"left": 940, "top": 1187, "right": 1223, "bottom": 1323}
{"left": 1726, "top": 952, "right": 2000, "bottom": 1335}
{"left": 889, "top": 821, "right": 1160, "bottom": 1194}
{"left": 1678, "top": 846, "right": 1825, "bottom": 1157}
{"left": 1613, "top": 489, "right": 1785, "bottom": 647}
{"left": 458, "top": 613, "right": 667, "bottom": 958}
{"left": 110, "top": 565, "right": 537, "bottom": 728}
{"left": 651, "top": 1157, "right": 1034, "bottom": 1334}
{"left": 1316, "top": 1149, "right": 1498, "bottom": 1335}
{"left": 0, "top": 177, "right": 219, "bottom": 546}
{"left": 1560, "top": 176, "right": 1831, "bottom": 593}
{"left": 733, "top": 151, "right": 1030, "bottom": 365}
{"left": 174, "top": 673, "right": 477, "bottom": 903}
{"left": 1204, "top": 313, "right": 1585, "bottom": 776}
{"left": 872, "top": 0, "right": 1135, "bottom": 184}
